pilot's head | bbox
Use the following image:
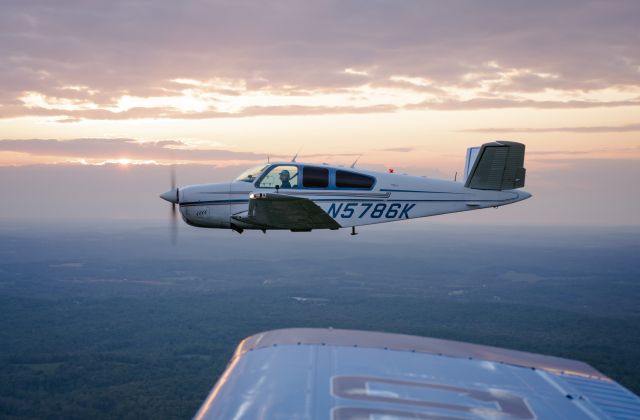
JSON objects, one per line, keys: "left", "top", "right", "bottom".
{"left": 279, "top": 170, "right": 290, "bottom": 182}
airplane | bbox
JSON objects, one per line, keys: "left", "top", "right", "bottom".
{"left": 194, "top": 328, "right": 640, "bottom": 419}
{"left": 160, "top": 141, "right": 531, "bottom": 235}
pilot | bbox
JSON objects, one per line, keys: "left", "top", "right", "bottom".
{"left": 279, "top": 170, "right": 292, "bottom": 188}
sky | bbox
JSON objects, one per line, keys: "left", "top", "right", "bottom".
{"left": 0, "top": 0, "right": 639, "bottom": 225}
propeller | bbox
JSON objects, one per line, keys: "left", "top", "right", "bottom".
{"left": 160, "top": 164, "right": 179, "bottom": 245}
{"left": 170, "top": 164, "right": 177, "bottom": 245}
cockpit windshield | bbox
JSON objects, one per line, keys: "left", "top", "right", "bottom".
{"left": 235, "top": 164, "right": 269, "bottom": 183}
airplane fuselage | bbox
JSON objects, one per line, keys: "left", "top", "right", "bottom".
{"left": 172, "top": 163, "right": 531, "bottom": 232}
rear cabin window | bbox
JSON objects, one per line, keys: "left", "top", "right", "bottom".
{"left": 336, "top": 170, "right": 375, "bottom": 189}
{"left": 303, "top": 166, "right": 329, "bottom": 188}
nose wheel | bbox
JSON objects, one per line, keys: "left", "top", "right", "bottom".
{"left": 351, "top": 227, "right": 358, "bottom": 236}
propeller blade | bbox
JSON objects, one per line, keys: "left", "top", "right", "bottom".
{"left": 171, "top": 202, "right": 177, "bottom": 245}
{"left": 170, "top": 165, "right": 178, "bottom": 245}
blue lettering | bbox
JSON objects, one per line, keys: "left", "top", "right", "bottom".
{"left": 399, "top": 203, "right": 416, "bottom": 219}
{"left": 328, "top": 203, "right": 343, "bottom": 218}
{"left": 386, "top": 203, "right": 401, "bottom": 218}
{"left": 358, "top": 203, "right": 373, "bottom": 218}
{"left": 371, "top": 203, "right": 386, "bottom": 218}
{"left": 341, "top": 203, "right": 357, "bottom": 218}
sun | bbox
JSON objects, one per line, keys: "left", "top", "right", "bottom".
{"left": 117, "top": 158, "right": 131, "bottom": 166}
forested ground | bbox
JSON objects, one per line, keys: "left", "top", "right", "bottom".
{"left": 1, "top": 222, "right": 638, "bottom": 419}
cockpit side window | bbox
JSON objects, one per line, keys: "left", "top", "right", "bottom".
{"left": 257, "top": 165, "right": 299, "bottom": 189}
{"left": 303, "top": 166, "right": 329, "bottom": 188}
{"left": 335, "top": 170, "right": 375, "bottom": 189}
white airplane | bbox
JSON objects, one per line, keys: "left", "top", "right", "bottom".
{"left": 160, "top": 141, "right": 531, "bottom": 235}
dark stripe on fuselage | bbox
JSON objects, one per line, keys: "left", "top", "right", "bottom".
{"left": 179, "top": 196, "right": 517, "bottom": 207}
{"left": 180, "top": 199, "right": 249, "bottom": 207}
{"left": 380, "top": 188, "right": 467, "bottom": 195}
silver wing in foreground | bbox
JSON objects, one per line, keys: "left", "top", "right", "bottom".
{"left": 195, "top": 328, "right": 640, "bottom": 419}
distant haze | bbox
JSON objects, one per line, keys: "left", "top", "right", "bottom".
{"left": 0, "top": 158, "right": 637, "bottom": 225}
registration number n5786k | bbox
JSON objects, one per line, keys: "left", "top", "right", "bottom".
{"left": 327, "top": 203, "right": 415, "bottom": 219}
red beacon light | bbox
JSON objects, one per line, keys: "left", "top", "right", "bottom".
{"left": 388, "top": 168, "right": 395, "bottom": 173}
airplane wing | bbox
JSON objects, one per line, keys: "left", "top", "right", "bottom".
{"left": 233, "top": 193, "right": 341, "bottom": 231}
{"left": 195, "top": 328, "right": 640, "bottom": 419}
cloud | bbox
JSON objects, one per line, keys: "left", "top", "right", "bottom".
{"left": 0, "top": 138, "right": 265, "bottom": 163}
{"left": 1, "top": 1, "right": 639, "bottom": 120}
{"left": 407, "top": 98, "right": 640, "bottom": 111}
{"left": 0, "top": 138, "right": 367, "bottom": 165}
{"left": 6, "top": 95, "right": 638, "bottom": 122}
{"left": 461, "top": 123, "right": 640, "bottom": 133}
{"left": 377, "top": 147, "right": 414, "bottom": 152}
{"left": 526, "top": 146, "right": 640, "bottom": 158}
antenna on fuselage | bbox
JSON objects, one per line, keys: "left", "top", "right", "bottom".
{"left": 291, "top": 146, "right": 303, "bottom": 162}
{"left": 350, "top": 155, "right": 361, "bottom": 168}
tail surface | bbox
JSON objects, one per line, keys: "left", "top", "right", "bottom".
{"left": 464, "top": 141, "right": 526, "bottom": 190}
